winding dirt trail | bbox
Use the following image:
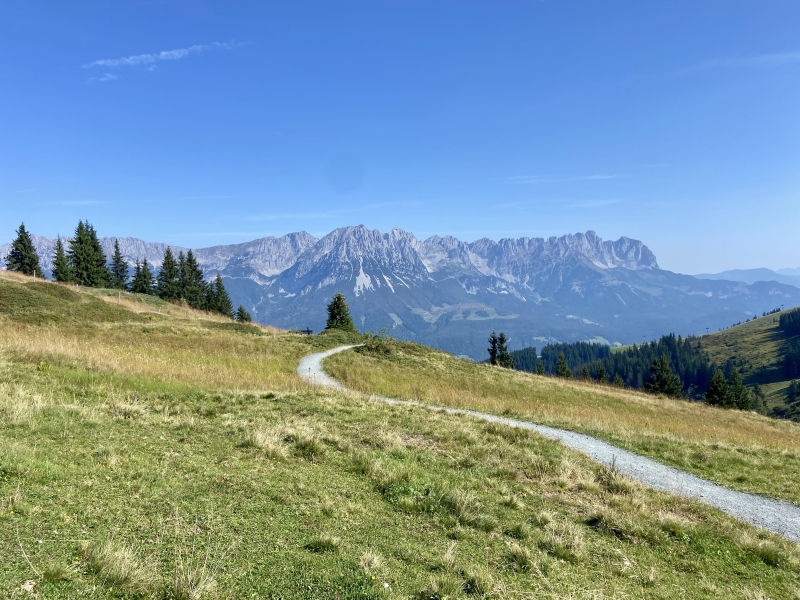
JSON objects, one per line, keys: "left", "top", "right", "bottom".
{"left": 298, "top": 345, "right": 800, "bottom": 542}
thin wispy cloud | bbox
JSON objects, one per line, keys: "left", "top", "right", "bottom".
{"left": 83, "top": 41, "right": 241, "bottom": 69}
{"left": 675, "top": 51, "right": 800, "bottom": 76}
{"left": 87, "top": 73, "right": 119, "bottom": 83}
{"left": 567, "top": 199, "right": 621, "bottom": 208}
{"left": 62, "top": 200, "right": 104, "bottom": 206}
{"left": 510, "top": 174, "right": 618, "bottom": 184}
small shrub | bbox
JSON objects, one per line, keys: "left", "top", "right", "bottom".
{"left": 306, "top": 534, "right": 339, "bottom": 553}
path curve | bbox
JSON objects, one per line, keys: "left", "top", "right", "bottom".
{"left": 299, "top": 345, "right": 800, "bottom": 542}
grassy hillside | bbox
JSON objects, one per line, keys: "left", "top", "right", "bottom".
{"left": 325, "top": 339, "right": 800, "bottom": 505}
{"left": 699, "top": 312, "right": 799, "bottom": 413}
{"left": 2, "top": 273, "right": 800, "bottom": 598}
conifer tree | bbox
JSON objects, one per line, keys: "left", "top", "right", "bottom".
{"left": 497, "top": 332, "right": 514, "bottom": 369}
{"left": 536, "top": 359, "right": 545, "bottom": 375}
{"left": 130, "top": 258, "right": 155, "bottom": 295}
{"left": 206, "top": 273, "right": 233, "bottom": 318}
{"left": 325, "top": 292, "right": 356, "bottom": 332}
{"left": 52, "top": 237, "right": 73, "bottom": 282}
{"left": 68, "top": 220, "right": 110, "bottom": 287}
{"left": 6, "top": 223, "right": 43, "bottom": 277}
{"left": 156, "top": 247, "right": 180, "bottom": 300}
{"left": 109, "top": 240, "right": 129, "bottom": 290}
{"left": 729, "top": 370, "right": 752, "bottom": 410}
{"left": 555, "top": 353, "right": 572, "bottom": 378}
{"left": 613, "top": 374, "right": 624, "bottom": 387}
{"left": 178, "top": 249, "right": 207, "bottom": 309}
{"left": 597, "top": 361, "right": 607, "bottom": 383}
{"left": 706, "top": 369, "right": 732, "bottom": 407}
{"left": 644, "top": 355, "right": 683, "bottom": 397}
{"left": 235, "top": 305, "right": 252, "bottom": 323}
{"left": 582, "top": 365, "right": 590, "bottom": 380}
{"left": 487, "top": 332, "right": 499, "bottom": 366}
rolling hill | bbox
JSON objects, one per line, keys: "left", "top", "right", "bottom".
{"left": 699, "top": 309, "right": 800, "bottom": 418}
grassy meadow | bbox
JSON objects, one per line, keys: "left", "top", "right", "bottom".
{"left": 2, "top": 273, "right": 800, "bottom": 598}
{"left": 325, "top": 339, "right": 800, "bottom": 505}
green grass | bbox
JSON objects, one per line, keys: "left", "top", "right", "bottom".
{"left": 2, "top": 275, "right": 800, "bottom": 598}
{"left": 325, "top": 339, "right": 800, "bottom": 504}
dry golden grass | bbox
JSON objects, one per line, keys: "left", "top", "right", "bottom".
{"left": 328, "top": 347, "right": 800, "bottom": 451}
{"left": 326, "top": 344, "right": 800, "bottom": 502}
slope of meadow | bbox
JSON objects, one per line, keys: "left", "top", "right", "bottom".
{"left": 325, "top": 339, "right": 800, "bottom": 505}
{"left": 699, "top": 312, "right": 798, "bottom": 409}
{"left": 2, "top": 274, "right": 800, "bottom": 599}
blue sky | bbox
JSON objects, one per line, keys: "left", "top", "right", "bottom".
{"left": 1, "top": 1, "right": 798, "bottom": 273}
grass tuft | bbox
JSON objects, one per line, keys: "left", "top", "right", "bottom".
{"left": 540, "top": 521, "right": 584, "bottom": 562}
{"left": 82, "top": 540, "right": 157, "bottom": 594}
{"left": 305, "top": 534, "right": 339, "bottom": 553}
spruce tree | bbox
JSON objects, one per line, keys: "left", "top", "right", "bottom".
{"left": 6, "top": 223, "right": 43, "bottom": 277}
{"left": 597, "top": 361, "right": 607, "bottom": 383}
{"left": 555, "top": 353, "right": 572, "bottom": 378}
{"left": 156, "top": 247, "right": 180, "bottom": 300}
{"left": 109, "top": 240, "right": 129, "bottom": 290}
{"left": 644, "top": 355, "right": 683, "bottom": 397}
{"left": 613, "top": 374, "right": 624, "bottom": 388}
{"left": 497, "top": 332, "right": 514, "bottom": 369}
{"left": 536, "top": 359, "right": 545, "bottom": 375}
{"left": 582, "top": 365, "right": 590, "bottom": 380}
{"left": 325, "top": 293, "right": 356, "bottom": 332}
{"left": 487, "top": 332, "right": 499, "bottom": 366}
{"left": 235, "top": 305, "right": 252, "bottom": 323}
{"left": 68, "top": 220, "right": 110, "bottom": 287}
{"left": 729, "top": 370, "right": 752, "bottom": 410}
{"left": 706, "top": 369, "right": 732, "bottom": 407}
{"left": 178, "top": 249, "right": 207, "bottom": 309}
{"left": 52, "top": 237, "right": 73, "bottom": 282}
{"left": 130, "top": 258, "right": 155, "bottom": 295}
{"left": 207, "top": 274, "right": 233, "bottom": 318}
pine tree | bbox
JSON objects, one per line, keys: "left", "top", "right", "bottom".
{"left": 156, "top": 247, "right": 180, "bottom": 300}
{"left": 130, "top": 258, "right": 155, "bottom": 295}
{"left": 325, "top": 293, "right": 356, "bottom": 332}
{"left": 109, "top": 240, "right": 129, "bottom": 290}
{"left": 613, "top": 374, "right": 624, "bottom": 388}
{"left": 178, "top": 249, "right": 207, "bottom": 309}
{"left": 487, "top": 332, "right": 499, "bottom": 366}
{"left": 536, "top": 359, "right": 545, "bottom": 375}
{"left": 555, "top": 353, "right": 572, "bottom": 378}
{"left": 497, "top": 332, "right": 514, "bottom": 369}
{"left": 644, "top": 355, "right": 683, "bottom": 397}
{"left": 706, "top": 369, "right": 732, "bottom": 407}
{"left": 597, "top": 361, "right": 607, "bottom": 383}
{"left": 52, "top": 237, "right": 73, "bottom": 282}
{"left": 207, "top": 274, "right": 233, "bottom": 318}
{"left": 728, "top": 370, "right": 752, "bottom": 410}
{"left": 582, "top": 365, "right": 590, "bottom": 380}
{"left": 6, "top": 223, "right": 43, "bottom": 277}
{"left": 68, "top": 220, "right": 110, "bottom": 287}
{"left": 235, "top": 305, "right": 252, "bottom": 323}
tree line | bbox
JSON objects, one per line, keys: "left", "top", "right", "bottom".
{"left": 5, "top": 222, "right": 251, "bottom": 322}
{"left": 509, "top": 333, "right": 753, "bottom": 411}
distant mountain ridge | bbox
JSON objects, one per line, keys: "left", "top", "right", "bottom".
{"left": 695, "top": 268, "right": 800, "bottom": 288}
{"left": 2, "top": 226, "right": 798, "bottom": 359}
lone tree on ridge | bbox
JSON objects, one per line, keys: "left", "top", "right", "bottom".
{"left": 325, "top": 293, "right": 356, "bottom": 332}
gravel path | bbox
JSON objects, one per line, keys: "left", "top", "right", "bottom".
{"left": 298, "top": 345, "right": 800, "bottom": 542}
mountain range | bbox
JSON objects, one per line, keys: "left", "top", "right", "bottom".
{"left": 695, "top": 268, "right": 800, "bottom": 288}
{"left": 3, "top": 227, "right": 799, "bottom": 360}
